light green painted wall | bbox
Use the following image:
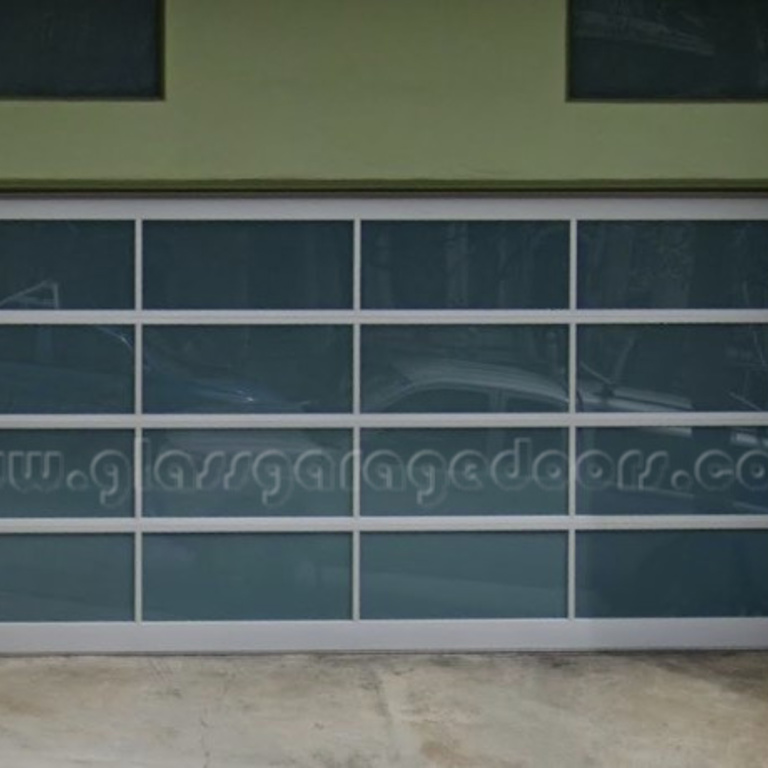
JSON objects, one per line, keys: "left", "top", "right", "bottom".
{"left": 0, "top": 0, "right": 767, "bottom": 190}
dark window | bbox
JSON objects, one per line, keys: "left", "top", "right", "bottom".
{"left": 569, "top": 0, "right": 768, "bottom": 100}
{"left": 0, "top": 0, "right": 162, "bottom": 98}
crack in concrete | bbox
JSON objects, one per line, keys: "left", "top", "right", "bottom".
{"left": 199, "top": 714, "right": 212, "bottom": 768}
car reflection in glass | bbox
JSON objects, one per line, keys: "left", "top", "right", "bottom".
{"left": 0, "top": 325, "right": 298, "bottom": 415}
{"left": 362, "top": 326, "right": 570, "bottom": 414}
{"left": 142, "top": 328, "right": 299, "bottom": 414}
{"left": 578, "top": 324, "right": 768, "bottom": 415}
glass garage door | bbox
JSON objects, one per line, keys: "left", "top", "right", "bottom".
{"left": 0, "top": 197, "right": 766, "bottom": 653}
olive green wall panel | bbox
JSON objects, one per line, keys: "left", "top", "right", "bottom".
{"left": 0, "top": 0, "right": 766, "bottom": 190}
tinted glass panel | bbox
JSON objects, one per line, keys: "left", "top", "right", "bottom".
{"left": 0, "top": 430, "right": 132, "bottom": 517}
{"left": 144, "top": 221, "right": 353, "bottom": 310}
{"left": 363, "top": 221, "right": 569, "bottom": 309}
{"left": 0, "top": 221, "right": 134, "bottom": 309}
{"left": 361, "top": 533, "right": 567, "bottom": 619}
{"left": 578, "top": 221, "right": 768, "bottom": 309}
{"left": 570, "top": 0, "right": 768, "bottom": 100}
{"left": 144, "top": 534, "right": 351, "bottom": 621}
{"left": 361, "top": 429, "right": 567, "bottom": 515}
{"left": 577, "top": 427, "right": 768, "bottom": 515}
{"left": 0, "top": 0, "right": 161, "bottom": 98}
{"left": 362, "top": 325, "right": 569, "bottom": 413}
{"left": 144, "top": 429, "right": 352, "bottom": 517}
{"left": 143, "top": 326, "right": 352, "bottom": 414}
{"left": 0, "top": 326, "right": 134, "bottom": 413}
{"left": 578, "top": 324, "right": 768, "bottom": 413}
{"left": 577, "top": 531, "right": 768, "bottom": 618}
{"left": 0, "top": 535, "right": 133, "bottom": 622}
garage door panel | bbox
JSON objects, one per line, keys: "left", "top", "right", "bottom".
{"left": 0, "top": 196, "right": 765, "bottom": 651}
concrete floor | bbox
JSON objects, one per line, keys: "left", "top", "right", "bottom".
{"left": 0, "top": 653, "right": 765, "bottom": 768}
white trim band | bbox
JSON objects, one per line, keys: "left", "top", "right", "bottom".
{"left": 0, "top": 618, "right": 765, "bottom": 655}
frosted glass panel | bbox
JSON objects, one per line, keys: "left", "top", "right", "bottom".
{"left": 363, "top": 221, "right": 569, "bottom": 309}
{"left": 143, "top": 326, "right": 352, "bottom": 414}
{"left": 577, "top": 531, "right": 768, "bottom": 618}
{"left": 0, "top": 430, "right": 133, "bottom": 517}
{"left": 0, "top": 535, "right": 133, "bottom": 622}
{"left": 361, "top": 532, "right": 567, "bottom": 619}
{"left": 578, "top": 222, "right": 768, "bottom": 309}
{"left": 0, "top": 221, "right": 134, "bottom": 309}
{"left": 577, "top": 427, "right": 768, "bottom": 516}
{"left": 578, "top": 325, "right": 768, "bottom": 413}
{"left": 144, "top": 429, "right": 352, "bottom": 517}
{"left": 362, "top": 325, "right": 569, "bottom": 413}
{"left": 361, "top": 428, "right": 567, "bottom": 516}
{"left": 144, "top": 221, "right": 353, "bottom": 310}
{"left": 0, "top": 326, "right": 134, "bottom": 414}
{"left": 144, "top": 534, "right": 352, "bottom": 621}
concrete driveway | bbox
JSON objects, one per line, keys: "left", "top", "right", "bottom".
{"left": 0, "top": 652, "right": 765, "bottom": 767}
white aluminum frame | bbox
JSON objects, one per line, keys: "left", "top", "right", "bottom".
{"left": 0, "top": 195, "right": 767, "bottom": 654}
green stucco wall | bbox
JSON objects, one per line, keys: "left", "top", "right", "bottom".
{"left": 0, "top": 0, "right": 767, "bottom": 191}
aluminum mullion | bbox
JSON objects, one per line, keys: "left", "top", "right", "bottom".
{"left": 2, "top": 309, "right": 766, "bottom": 325}
{"left": 573, "top": 515, "right": 768, "bottom": 531}
{"left": 352, "top": 219, "right": 362, "bottom": 622}
{"left": 2, "top": 412, "right": 768, "bottom": 429}
{"left": 0, "top": 311, "right": 138, "bottom": 324}
{"left": 567, "top": 220, "right": 578, "bottom": 621}
{"left": 0, "top": 416, "right": 141, "bottom": 429}
{"left": 141, "top": 518, "right": 358, "bottom": 533}
{"left": 0, "top": 514, "right": 766, "bottom": 535}
{"left": 1, "top": 196, "right": 768, "bottom": 221}
{"left": 351, "top": 423, "right": 362, "bottom": 622}
{"left": 358, "top": 515, "right": 768, "bottom": 532}
{"left": 134, "top": 219, "right": 144, "bottom": 625}
{"left": 571, "top": 310, "right": 768, "bottom": 325}
{"left": 0, "top": 519, "right": 139, "bottom": 534}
